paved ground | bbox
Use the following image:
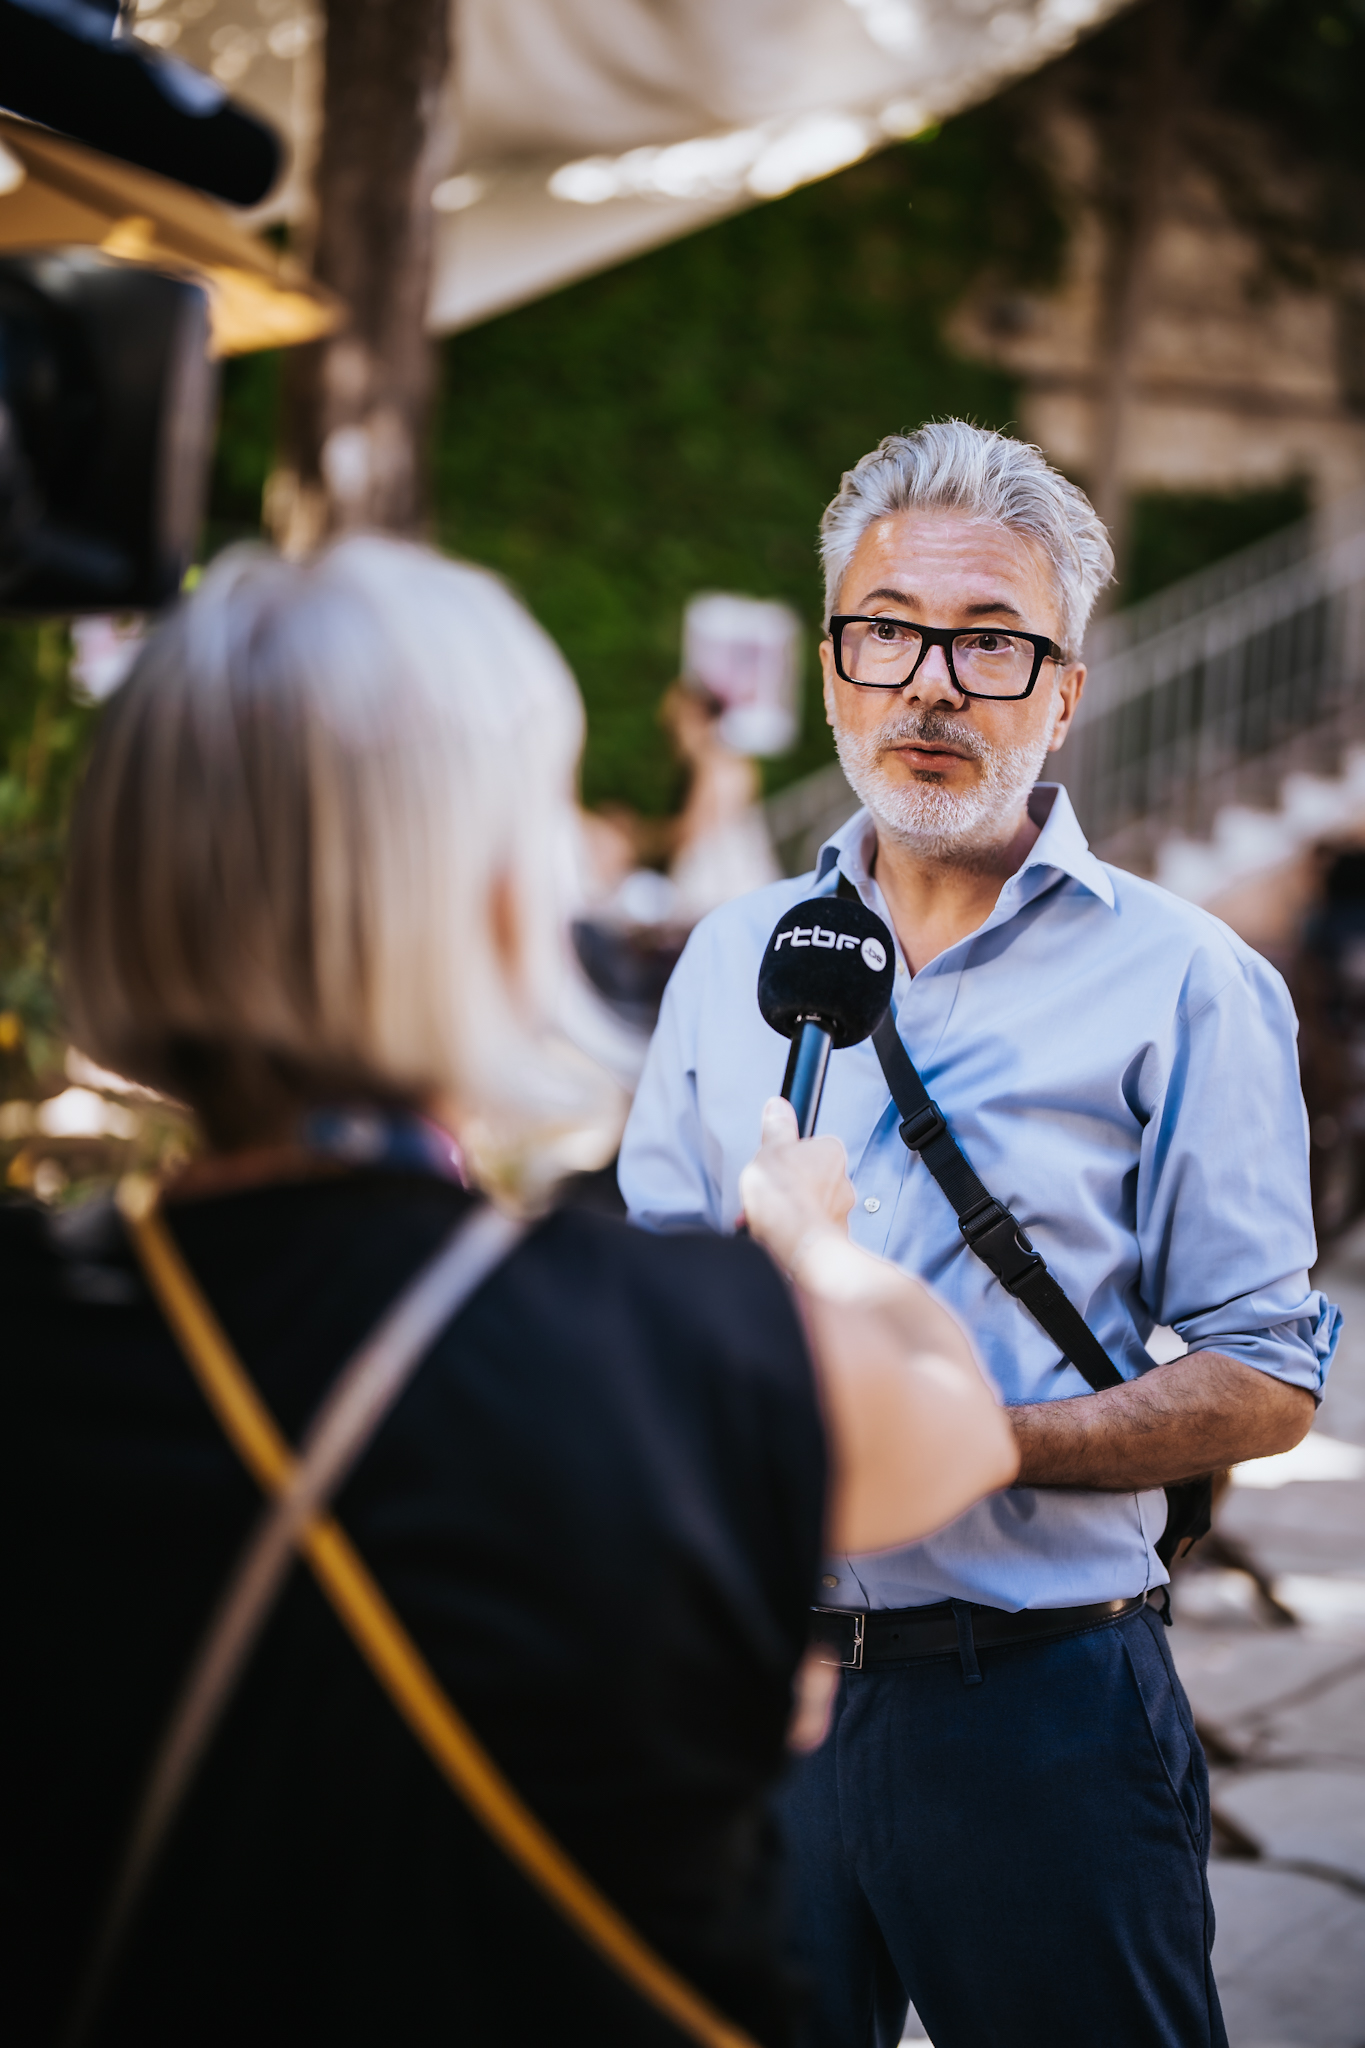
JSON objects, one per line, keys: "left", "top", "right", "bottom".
{"left": 903, "top": 1225, "right": 1365, "bottom": 2046}
{"left": 1170, "top": 1222, "right": 1365, "bottom": 2048}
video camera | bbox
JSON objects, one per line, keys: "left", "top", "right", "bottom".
{"left": 0, "top": 0, "right": 284, "bottom": 611}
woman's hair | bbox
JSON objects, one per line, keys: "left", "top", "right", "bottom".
{"left": 62, "top": 536, "right": 620, "bottom": 1197}
{"left": 819, "top": 421, "right": 1115, "bottom": 658}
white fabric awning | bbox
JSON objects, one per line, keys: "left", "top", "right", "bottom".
{"left": 137, "top": 0, "right": 1127, "bottom": 332}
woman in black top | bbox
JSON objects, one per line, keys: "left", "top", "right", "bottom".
{"left": 4, "top": 539, "right": 1015, "bottom": 2048}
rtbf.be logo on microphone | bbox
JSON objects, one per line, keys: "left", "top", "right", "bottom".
{"left": 771, "top": 923, "right": 888, "bottom": 975}
{"left": 757, "top": 894, "right": 896, "bottom": 1055}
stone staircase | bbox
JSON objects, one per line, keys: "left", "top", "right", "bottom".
{"left": 1154, "top": 752, "right": 1365, "bottom": 943}
{"left": 1060, "top": 489, "right": 1365, "bottom": 887}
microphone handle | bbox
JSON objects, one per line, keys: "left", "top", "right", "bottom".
{"left": 782, "top": 1018, "right": 834, "bottom": 1138}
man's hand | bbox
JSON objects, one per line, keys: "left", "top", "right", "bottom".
{"left": 1011, "top": 1350, "right": 1315, "bottom": 1490}
{"left": 738, "top": 1096, "right": 855, "bottom": 1270}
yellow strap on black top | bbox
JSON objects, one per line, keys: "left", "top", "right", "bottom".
{"left": 119, "top": 1175, "right": 760, "bottom": 2048}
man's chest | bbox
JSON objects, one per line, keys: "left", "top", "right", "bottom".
{"left": 694, "top": 913, "right": 1157, "bottom": 1232}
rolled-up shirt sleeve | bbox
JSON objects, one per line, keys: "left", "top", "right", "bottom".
{"left": 1135, "top": 942, "right": 1340, "bottom": 1398}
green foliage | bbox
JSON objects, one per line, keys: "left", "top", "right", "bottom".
{"left": 0, "top": 622, "right": 98, "bottom": 1088}
{"left": 204, "top": 346, "right": 282, "bottom": 557}
{"left": 1213, "top": 0, "right": 1365, "bottom": 208}
{"left": 434, "top": 107, "right": 1062, "bottom": 814}
{"left": 1123, "top": 479, "right": 1312, "bottom": 605}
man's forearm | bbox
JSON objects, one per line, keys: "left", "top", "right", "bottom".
{"left": 1011, "top": 1351, "right": 1315, "bottom": 1490}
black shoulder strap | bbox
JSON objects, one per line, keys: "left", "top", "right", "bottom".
{"left": 837, "top": 876, "right": 1122, "bottom": 1393}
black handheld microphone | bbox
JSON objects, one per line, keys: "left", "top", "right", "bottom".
{"left": 757, "top": 894, "right": 896, "bottom": 1136}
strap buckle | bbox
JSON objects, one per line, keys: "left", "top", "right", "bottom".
{"left": 898, "top": 1102, "right": 947, "bottom": 1151}
{"left": 958, "top": 1198, "right": 1043, "bottom": 1294}
{"left": 810, "top": 1607, "right": 865, "bottom": 1670}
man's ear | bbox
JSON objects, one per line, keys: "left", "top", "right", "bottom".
{"left": 819, "top": 637, "right": 837, "bottom": 729}
{"left": 1047, "top": 664, "right": 1086, "bottom": 753}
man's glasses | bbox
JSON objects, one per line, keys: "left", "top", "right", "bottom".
{"left": 829, "top": 616, "right": 1065, "bottom": 701}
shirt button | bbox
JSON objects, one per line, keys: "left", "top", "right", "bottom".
{"left": 822, "top": 1574, "right": 840, "bottom": 1588}
{"left": 863, "top": 1196, "right": 881, "bottom": 1213}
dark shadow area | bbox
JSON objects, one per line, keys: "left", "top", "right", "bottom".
{"left": 1123, "top": 481, "right": 1312, "bottom": 609}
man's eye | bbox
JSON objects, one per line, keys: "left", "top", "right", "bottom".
{"left": 872, "top": 620, "right": 908, "bottom": 640}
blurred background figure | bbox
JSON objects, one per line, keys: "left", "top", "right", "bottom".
{"left": 662, "top": 673, "right": 779, "bottom": 919}
{"left": 668, "top": 592, "right": 795, "bottom": 921}
{"left": 572, "top": 592, "right": 793, "bottom": 1046}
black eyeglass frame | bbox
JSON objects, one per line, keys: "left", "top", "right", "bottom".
{"left": 828, "top": 616, "right": 1066, "bottom": 702}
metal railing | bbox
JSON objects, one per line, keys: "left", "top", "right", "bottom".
{"left": 1056, "top": 493, "right": 1365, "bottom": 869}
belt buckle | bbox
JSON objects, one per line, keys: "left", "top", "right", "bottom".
{"left": 811, "top": 1606, "right": 865, "bottom": 1671}
{"left": 959, "top": 1198, "right": 1041, "bottom": 1288}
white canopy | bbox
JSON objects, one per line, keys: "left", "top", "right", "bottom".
{"left": 135, "top": 0, "right": 1126, "bottom": 331}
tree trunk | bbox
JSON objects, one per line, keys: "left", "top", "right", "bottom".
{"left": 271, "top": 0, "right": 453, "bottom": 548}
{"left": 1088, "top": 0, "right": 1182, "bottom": 594}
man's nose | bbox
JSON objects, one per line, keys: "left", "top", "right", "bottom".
{"left": 901, "top": 643, "right": 961, "bottom": 708}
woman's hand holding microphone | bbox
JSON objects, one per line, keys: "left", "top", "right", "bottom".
{"left": 740, "top": 1096, "right": 1019, "bottom": 1559}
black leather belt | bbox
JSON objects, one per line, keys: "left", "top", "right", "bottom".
{"left": 810, "top": 1596, "right": 1144, "bottom": 1671}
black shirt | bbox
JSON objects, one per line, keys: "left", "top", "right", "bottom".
{"left": 3, "top": 1172, "right": 825, "bottom": 2047}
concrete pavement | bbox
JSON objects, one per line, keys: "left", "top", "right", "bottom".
{"left": 1166, "top": 1223, "right": 1365, "bottom": 2048}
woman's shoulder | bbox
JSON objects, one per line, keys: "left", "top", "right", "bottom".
{"left": 520, "top": 1204, "right": 811, "bottom": 1388}
{"left": 450, "top": 1205, "right": 825, "bottom": 1605}
{"left": 535, "top": 1197, "right": 790, "bottom": 1291}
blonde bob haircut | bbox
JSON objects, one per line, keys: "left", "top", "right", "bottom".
{"left": 63, "top": 536, "right": 619, "bottom": 1199}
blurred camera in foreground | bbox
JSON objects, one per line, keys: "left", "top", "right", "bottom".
{"left": 0, "top": 250, "right": 213, "bottom": 612}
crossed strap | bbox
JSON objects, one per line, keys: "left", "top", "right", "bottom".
{"left": 867, "top": 1007, "right": 1123, "bottom": 1396}
{"left": 834, "top": 871, "right": 1121, "bottom": 1393}
{"left": 66, "top": 1183, "right": 758, "bottom": 2048}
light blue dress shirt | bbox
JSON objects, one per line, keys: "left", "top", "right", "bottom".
{"left": 618, "top": 785, "right": 1340, "bottom": 1610}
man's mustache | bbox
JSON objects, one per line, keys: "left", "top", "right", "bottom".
{"left": 869, "top": 711, "right": 990, "bottom": 761}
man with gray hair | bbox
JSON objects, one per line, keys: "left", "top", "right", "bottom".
{"left": 619, "top": 421, "right": 1337, "bottom": 2046}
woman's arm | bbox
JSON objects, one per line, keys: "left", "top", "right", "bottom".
{"left": 739, "top": 1098, "right": 1018, "bottom": 1554}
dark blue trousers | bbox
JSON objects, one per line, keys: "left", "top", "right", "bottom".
{"left": 779, "top": 1603, "right": 1228, "bottom": 2048}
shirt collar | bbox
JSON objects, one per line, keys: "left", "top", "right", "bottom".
{"left": 816, "top": 783, "right": 1116, "bottom": 913}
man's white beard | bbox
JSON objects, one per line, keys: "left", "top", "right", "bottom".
{"left": 833, "top": 704, "right": 1055, "bottom": 864}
